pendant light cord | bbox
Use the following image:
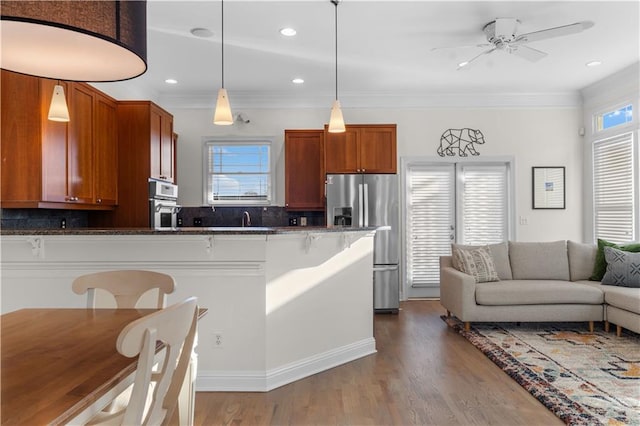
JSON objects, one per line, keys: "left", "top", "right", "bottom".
{"left": 221, "top": 0, "right": 225, "bottom": 89}
{"left": 333, "top": 0, "right": 338, "bottom": 101}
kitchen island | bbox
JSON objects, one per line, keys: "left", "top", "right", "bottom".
{"left": 0, "top": 227, "right": 376, "bottom": 391}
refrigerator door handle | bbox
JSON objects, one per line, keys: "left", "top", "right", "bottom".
{"left": 363, "top": 183, "right": 369, "bottom": 227}
{"left": 373, "top": 265, "right": 398, "bottom": 272}
{"left": 358, "top": 184, "right": 364, "bottom": 227}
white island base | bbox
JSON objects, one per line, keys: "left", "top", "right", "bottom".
{"left": 1, "top": 229, "right": 376, "bottom": 392}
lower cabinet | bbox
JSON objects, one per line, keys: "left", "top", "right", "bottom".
{"left": 284, "top": 130, "right": 325, "bottom": 211}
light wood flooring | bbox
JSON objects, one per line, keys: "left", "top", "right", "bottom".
{"left": 194, "top": 300, "right": 562, "bottom": 425}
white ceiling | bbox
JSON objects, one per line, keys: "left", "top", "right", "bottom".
{"left": 99, "top": 0, "right": 640, "bottom": 109}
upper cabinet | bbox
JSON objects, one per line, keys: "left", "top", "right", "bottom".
{"left": 285, "top": 130, "right": 325, "bottom": 210}
{"left": 0, "top": 70, "right": 117, "bottom": 210}
{"left": 150, "top": 103, "right": 175, "bottom": 183}
{"left": 324, "top": 124, "right": 397, "bottom": 174}
{"left": 96, "top": 101, "right": 175, "bottom": 227}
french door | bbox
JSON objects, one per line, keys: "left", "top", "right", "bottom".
{"left": 403, "top": 160, "right": 513, "bottom": 299}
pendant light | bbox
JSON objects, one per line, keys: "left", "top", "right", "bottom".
{"left": 328, "top": 0, "right": 345, "bottom": 133}
{"left": 214, "top": 0, "right": 233, "bottom": 125}
{"left": 0, "top": 1, "right": 147, "bottom": 82}
{"left": 48, "top": 81, "right": 70, "bottom": 122}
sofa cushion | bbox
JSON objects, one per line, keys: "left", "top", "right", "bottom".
{"left": 475, "top": 280, "right": 604, "bottom": 306}
{"left": 601, "top": 247, "right": 640, "bottom": 288}
{"left": 567, "top": 241, "right": 597, "bottom": 281}
{"left": 590, "top": 238, "right": 640, "bottom": 281}
{"left": 602, "top": 285, "right": 640, "bottom": 314}
{"left": 452, "top": 242, "right": 512, "bottom": 280}
{"left": 509, "top": 240, "right": 570, "bottom": 280}
{"left": 452, "top": 246, "right": 499, "bottom": 283}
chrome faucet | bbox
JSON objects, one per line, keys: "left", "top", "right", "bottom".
{"left": 242, "top": 211, "right": 251, "bottom": 227}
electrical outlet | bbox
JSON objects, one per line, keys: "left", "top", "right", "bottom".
{"left": 194, "top": 217, "right": 203, "bottom": 226}
{"left": 213, "top": 332, "right": 223, "bottom": 349}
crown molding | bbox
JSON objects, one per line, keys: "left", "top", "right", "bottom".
{"left": 157, "top": 90, "right": 582, "bottom": 110}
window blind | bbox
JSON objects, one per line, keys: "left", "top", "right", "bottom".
{"left": 406, "top": 165, "right": 454, "bottom": 288}
{"left": 593, "top": 132, "right": 635, "bottom": 243}
{"left": 204, "top": 142, "right": 271, "bottom": 204}
{"left": 458, "top": 165, "right": 509, "bottom": 245}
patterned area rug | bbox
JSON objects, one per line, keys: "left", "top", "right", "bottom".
{"left": 442, "top": 316, "right": 640, "bottom": 425}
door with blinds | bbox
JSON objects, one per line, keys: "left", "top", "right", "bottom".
{"left": 404, "top": 161, "right": 512, "bottom": 299}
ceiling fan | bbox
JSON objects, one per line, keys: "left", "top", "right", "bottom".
{"left": 433, "top": 18, "right": 594, "bottom": 70}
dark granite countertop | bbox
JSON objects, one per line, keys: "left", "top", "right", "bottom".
{"left": 0, "top": 226, "right": 377, "bottom": 236}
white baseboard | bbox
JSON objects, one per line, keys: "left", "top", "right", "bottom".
{"left": 196, "top": 337, "right": 377, "bottom": 392}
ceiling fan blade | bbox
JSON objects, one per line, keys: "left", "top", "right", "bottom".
{"left": 431, "top": 43, "right": 491, "bottom": 52}
{"left": 515, "top": 21, "right": 594, "bottom": 44}
{"left": 457, "top": 47, "right": 497, "bottom": 70}
{"left": 510, "top": 45, "right": 548, "bottom": 62}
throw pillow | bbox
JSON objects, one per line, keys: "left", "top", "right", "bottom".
{"left": 590, "top": 239, "right": 640, "bottom": 281}
{"left": 452, "top": 246, "right": 499, "bottom": 283}
{"left": 452, "top": 242, "right": 512, "bottom": 280}
{"left": 601, "top": 247, "right": 640, "bottom": 288}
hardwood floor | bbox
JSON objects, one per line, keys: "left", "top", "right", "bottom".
{"left": 194, "top": 300, "right": 562, "bottom": 425}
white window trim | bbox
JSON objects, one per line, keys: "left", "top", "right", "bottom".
{"left": 399, "top": 155, "right": 515, "bottom": 301}
{"left": 202, "top": 136, "right": 276, "bottom": 206}
{"left": 584, "top": 94, "right": 640, "bottom": 243}
{"left": 592, "top": 101, "right": 634, "bottom": 136}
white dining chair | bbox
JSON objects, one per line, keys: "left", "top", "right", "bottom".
{"left": 72, "top": 270, "right": 176, "bottom": 309}
{"left": 87, "top": 297, "right": 199, "bottom": 426}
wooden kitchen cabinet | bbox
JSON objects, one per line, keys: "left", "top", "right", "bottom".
{"left": 93, "top": 93, "right": 118, "bottom": 206}
{"left": 0, "top": 70, "right": 117, "bottom": 210}
{"left": 91, "top": 101, "right": 175, "bottom": 227}
{"left": 285, "top": 130, "right": 325, "bottom": 211}
{"left": 150, "top": 103, "right": 175, "bottom": 183}
{"left": 324, "top": 124, "right": 397, "bottom": 173}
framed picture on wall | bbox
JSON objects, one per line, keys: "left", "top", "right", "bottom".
{"left": 532, "top": 167, "right": 565, "bottom": 209}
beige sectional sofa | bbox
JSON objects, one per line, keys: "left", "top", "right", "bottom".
{"left": 439, "top": 240, "right": 640, "bottom": 335}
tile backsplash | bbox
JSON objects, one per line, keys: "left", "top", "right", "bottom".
{"left": 179, "top": 206, "right": 325, "bottom": 228}
{"left": 1, "top": 209, "right": 88, "bottom": 229}
{"left": 0, "top": 207, "right": 324, "bottom": 229}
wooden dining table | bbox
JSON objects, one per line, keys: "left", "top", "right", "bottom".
{"left": 1, "top": 307, "right": 205, "bottom": 425}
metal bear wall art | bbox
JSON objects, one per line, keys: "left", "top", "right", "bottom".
{"left": 437, "top": 128, "right": 485, "bottom": 157}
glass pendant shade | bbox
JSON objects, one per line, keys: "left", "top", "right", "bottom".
{"left": 48, "top": 84, "right": 70, "bottom": 122}
{"left": 0, "top": 0, "right": 147, "bottom": 82}
{"left": 328, "top": 101, "right": 345, "bottom": 133}
{"left": 213, "top": 88, "right": 233, "bottom": 125}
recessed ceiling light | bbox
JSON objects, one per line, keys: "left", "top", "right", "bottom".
{"left": 190, "top": 27, "right": 213, "bottom": 38}
{"left": 292, "top": 78, "right": 304, "bottom": 84}
{"left": 586, "top": 60, "right": 603, "bottom": 67}
{"left": 280, "top": 28, "right": 297, "bottom": 37}
{"left": 165, "top": 78, "right": 178, "bottom": 84}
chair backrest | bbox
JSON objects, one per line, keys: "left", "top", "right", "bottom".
{"left": 118, "top": 297, "right": 198, "bottom": 426}
{"left": 72, "top": 270, "right": 176, "bottom": 308}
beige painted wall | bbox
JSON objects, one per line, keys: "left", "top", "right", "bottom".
{"left": 171, "top": 105, "right": 584, "bottom": 242}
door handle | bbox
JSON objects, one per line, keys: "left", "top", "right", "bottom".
{"left": 363, "top": 183, "right": 369, "bottom": 227}
{"left": 358, "top": 184, "right": 364, "bottom": 227}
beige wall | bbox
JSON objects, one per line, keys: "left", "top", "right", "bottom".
{"left": 171, "top": 105, "right": 584, "bottom": 242}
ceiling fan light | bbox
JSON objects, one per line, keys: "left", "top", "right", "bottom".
{"left": 328, "top": 100, "right": 346, "bottom": 133}
{"left": 48, "top": 84, "right": 70, "bottom": 122}
{"left": 214, "top": 88, "right": 233, "bottom": 125}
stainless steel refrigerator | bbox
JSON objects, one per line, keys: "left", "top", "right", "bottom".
{"left": 326, "top": 174, "right": 399, "bottom": 313}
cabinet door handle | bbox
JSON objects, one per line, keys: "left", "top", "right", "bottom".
{"left": 97, "top": 198, "right": 102, "bottom": 203}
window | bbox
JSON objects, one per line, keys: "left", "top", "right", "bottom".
{"left": 595, "top": 104, "right": 633, "bottom": 132}
{"left": 593, "top": 132, "right": 636, "bottom": 243}
{"left": 403, "top": 160, "right": 513, "bottom": 298}
{"left": 203, "top": 140, "right": 272, "bottom": 205}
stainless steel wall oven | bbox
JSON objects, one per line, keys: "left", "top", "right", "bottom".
{"left": 149, "top": 179, "right": 180, "bottom": 229}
